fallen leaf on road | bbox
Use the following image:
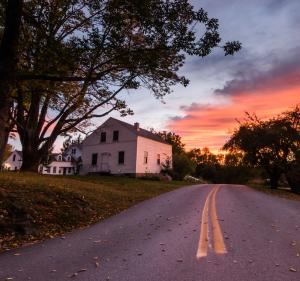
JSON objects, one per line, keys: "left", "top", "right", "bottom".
{"left": 78, "top": 269, "right": 87, "bottom": 272}
{"left": 233, "top": 260, "right": 238, "bottom": 264}
{"left": 95, "top": 262, "right": 100, "bottom": 267}
{"left": 5, "top": 278, "right": 13, "bottom": 280}
{"left": 177, "top": 259, "right": 183, "bottom": 262}
{"left": 289, "top": 267, "right": 297, "bottom": 272}
{"left": 13, "top": 253, "right": 21, "bottom": 256}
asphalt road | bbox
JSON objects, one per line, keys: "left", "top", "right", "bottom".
{"left": 1, "top": 184, "right": 300, "bottom": 281}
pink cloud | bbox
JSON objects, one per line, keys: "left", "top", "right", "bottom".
{"left": 168, "top": 85, "right": 300, "bottom": 153}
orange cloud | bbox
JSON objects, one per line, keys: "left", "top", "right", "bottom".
{"left": 168, "top": 86, "right": 300, "bottom": 153}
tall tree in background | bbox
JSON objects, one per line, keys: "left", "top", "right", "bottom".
{"left": 0, "top": 0, "right": 23, "bottom": 164}
{"left": 1, "top": 0, "right": 241, "bottom": 171}
{"left": 223, "top": 112, "right": 300, "bottom": 189}
{"left": 156, "top": 131, "right": 185, "bottom": 154}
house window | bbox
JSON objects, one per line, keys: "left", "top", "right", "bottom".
{"left": 118, "top": 151, "right": 125, "bottom": 164}
{"left": 58, "top": 155, "right": 62, "bottom": 161}
{"left": 157, "top": 154, "right": 160, "bottom": 165}
{"left": 113, "top": 130, "right": 119, "bottom": 142}
{"left": 71, "top": 148, "right": 76, "bottom": 155}
{"left": 53, "top": 166, "right": 57, "bottom": 174}
{"left": 67, "top": 156, "right": 71, "bottom": 161}
{"left": 100, "top": 132, "right": 106, "bottom": 143}
{"left": 12, "top": 154, "right": 16, "bottom": 161}
{"left": 45, "top": 167, "right": 50, "bottom": 173}
{"left": 68, "top": 167, "right": 72, "bottom": 174}
{"left": 144, "top": 151, "right": 148, "bottom": 164}
{"left": 91, "top": 153, "right": 98, "bottom": 166}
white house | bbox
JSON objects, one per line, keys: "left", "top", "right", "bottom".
{"left": 2, "top": 144, "right": 82, "bottom": 175}
{"left": 81, "top": 117, "right": 172, "bottom": 176}
{"left": 2, "top": 150, "right": 23, "bottom": 171}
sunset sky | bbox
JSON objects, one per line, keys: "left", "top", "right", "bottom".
{"left": 115, "top": 0, "right": 300, "bottom": 152}
{"left": 9, "top": 0, "right": 300, "bottom": 153}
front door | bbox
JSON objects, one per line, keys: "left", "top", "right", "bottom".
{"left": 63, "top": 167, "right": 67, "bottom": 175}
{"left": 100, "top": 153, "right": 110, "bottom": 172}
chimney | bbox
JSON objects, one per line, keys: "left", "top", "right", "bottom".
{"left": 134, "top": 122, "right": 140, "bottom": 131}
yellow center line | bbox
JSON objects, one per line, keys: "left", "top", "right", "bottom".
{"left": 196, "top": 185, "right": 227, "bottom": 259}
{"left": 196, "top": 187, "right": 215, "bottom": 259}
{"left": 211, "top": 186, "right": 227, "bottom": 255}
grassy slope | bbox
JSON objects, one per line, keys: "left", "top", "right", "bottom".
{"left": 249, "top": 184, "right": 300, "bottom": 202}
{"left": 0, "top": 173, "right": 190, "bottom": 251}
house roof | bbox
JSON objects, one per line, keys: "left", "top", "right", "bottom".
{"left": 15, "top": 150, "right": 23, "bottom": 157}
{"left": 108, "top": 117, "right": 169, "bottom": 145}
{"left": 66, "top": 143, "right": 83, "bottom": 150}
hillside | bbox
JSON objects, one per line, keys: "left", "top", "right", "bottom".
{"left": 0, "top": 173, "right": 189, "bottom": 251}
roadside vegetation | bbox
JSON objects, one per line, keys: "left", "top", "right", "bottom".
{"left": 0, "top": 172, "right": 191, "bottom": 252}
{"left": 249, "top": 182, "right": 300, "bottom": 202}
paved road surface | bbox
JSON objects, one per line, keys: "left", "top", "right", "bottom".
{"left": 1, "top": 184, "right": 300, "bottom": 281}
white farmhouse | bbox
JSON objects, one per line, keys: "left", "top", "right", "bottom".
{"left": 2, "top": 144, "right": 82, "bottom": 175}
{"left": 81, "top": 118, "right": 172, "bottom": 176}
{"left": 2, "top": 150, "right": 23, "bottom": 171}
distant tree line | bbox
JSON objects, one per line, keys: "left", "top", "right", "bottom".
{"left": 158, "top": 105, "right": 300, "bottom": 194}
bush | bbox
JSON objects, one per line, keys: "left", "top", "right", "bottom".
{"left": 286, "top": 165, "right": 300, "bottom": 194}
{"left": 172, "top": 153, "right": 195, "bottom": 180}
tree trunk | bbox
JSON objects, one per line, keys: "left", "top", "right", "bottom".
{"left": 0, "top": 0, "right": 23, "bottom": 164}
{"left": 269, "top": 173, "right": 279, "bottom": 189}
{"left": 20, "top": 146, "right": 42, "bottom": 173}
{"left": 0, "top": 96, "right": 11, "bottom": 164}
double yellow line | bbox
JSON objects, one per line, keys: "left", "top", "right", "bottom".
{"left": 196, "top": 185, "right": 227, "bottom": 259}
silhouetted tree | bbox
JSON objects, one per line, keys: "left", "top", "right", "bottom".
{"left": 223, "top": 112, "right": 300, "bottom": 189}
{"left": 156, "top": 131, "right": 185, "bottom": 155}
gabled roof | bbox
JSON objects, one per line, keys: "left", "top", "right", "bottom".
{"left": 15, "top": 150, "right": 23, "bottom": 157}
{"left": 65, "top": 143, "right": 83, "bottom": 151}
{"left": 107, "top": 117, "right": 169, "bottom": 145}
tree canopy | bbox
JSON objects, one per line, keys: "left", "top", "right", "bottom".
{"left": 223, "top": 109, "right": 300, "bottom": 189}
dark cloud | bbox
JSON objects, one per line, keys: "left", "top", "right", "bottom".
{"left": 267, "top": 0, "right": 294, "bottom": 10}
{"left": 214, "top": 47, "right": 300, "bottom": 96}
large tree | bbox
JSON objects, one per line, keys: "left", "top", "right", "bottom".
{"left": 0, "top": 0, "right": 23, "bottom": 164}
{"left": 223, "top": 112, "right": 300, "bottom": 189}
{"left": 4, "top": 0, "right": 241, "bottom": 171}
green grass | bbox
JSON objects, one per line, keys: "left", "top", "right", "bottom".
{"left": 0, "top": 172, "right": 191, "bottom": 251}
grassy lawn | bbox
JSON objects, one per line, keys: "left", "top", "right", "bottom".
{"left": 249, "top": 184, "right": 300, "bottom": 202}
{"left": 0, "top": 172, "right": 191, "bottom": 252}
